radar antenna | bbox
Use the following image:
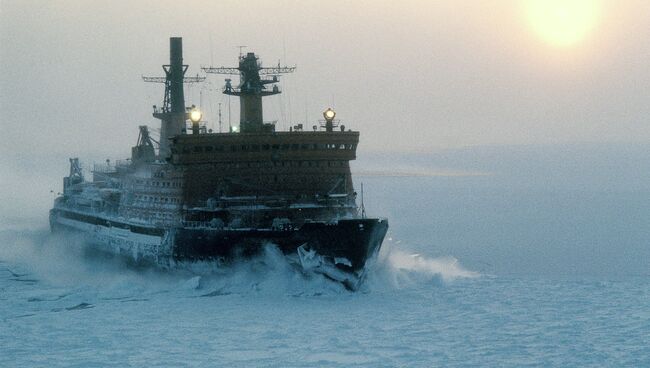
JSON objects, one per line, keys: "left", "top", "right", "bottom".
{"left": 202, "top": 52, "right": 295, "bottom": 133}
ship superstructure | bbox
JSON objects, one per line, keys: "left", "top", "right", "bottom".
{"left": 49, "top": 37, "right": 388, "bottom": 288}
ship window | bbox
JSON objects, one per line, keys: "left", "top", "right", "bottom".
{"left": 182, "top": 146, "right": 191, "bottom": 153}
{"left": 194, "top": 146, "right": 203, "bottom": 153}
{"left": 215, "top": 145, "right": 223, "bottom": 152}
{"left": 231, "top": 145, "right": 237, "bottom": 152}
{"left": 262, "top": 144, "right": 270, "bottom": 150}
{"left": 310, "top": 144, "right": 317, "bottom": 150}
{"left": 291, "top": 144, "right": 299, "bottom": 150}
{"left": 252, "top": 144, "right": 260, "bottom": 152}
{"left": 272, "top": 144, "right": 280, "bottom": 150}
{"left": 281, "top": 144, "right": 290, "bottom": 150}
{"left": 241, "top": 145, "right": 249, "bottom": 151}
{"left": 301, "top": 144, "right": 309, "bottom": 150}
{"left": 205, "top": 146, "right": 213, "bottom": 152}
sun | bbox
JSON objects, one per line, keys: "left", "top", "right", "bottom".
{"left": 525, "top": 0, "right": 602, "bottom": 47}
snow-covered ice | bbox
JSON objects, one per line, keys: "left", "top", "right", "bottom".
{"left": 1, "top": 227, "right": 648, "bottom": 367}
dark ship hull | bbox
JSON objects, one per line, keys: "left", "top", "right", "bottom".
{"left": 175, "top": 218, "right": 388, "bottom": 269}
{"left": 50, "top": 207, "right": 387, "bottom": 286}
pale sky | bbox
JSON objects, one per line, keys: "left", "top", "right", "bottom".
{"left": 1, "top": 0, "right": 650, "bottom": 157}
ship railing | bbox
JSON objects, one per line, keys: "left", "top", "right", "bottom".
{"left": 92, "top": 163, "right": 117, "bottom": 174}
{"left": 181, "top": 220, "right": 225, "bottom": 229}
{"left": 114, "top": 159, "right": 131, "bottom": 168}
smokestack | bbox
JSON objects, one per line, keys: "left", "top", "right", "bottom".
{"left": 169, "top": 37, "right": 185, "bottom": 114}
{"left": 154, "top": 37, "right": 188, "bottom": 159}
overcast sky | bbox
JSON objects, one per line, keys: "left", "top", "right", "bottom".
{"left": 2, "top": 0, "right": 650, "bottom": 157}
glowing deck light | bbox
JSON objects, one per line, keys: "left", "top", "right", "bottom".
{"left": 190, "top": 109, "right": 202, "bottom": 123}
{"left": 323, "top": 108, "right": 336, "bottom": 121}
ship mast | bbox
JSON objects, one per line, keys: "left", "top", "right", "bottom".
{"left": 142, "top": 37, "right": 204, "bottom": 158}
{"left": 203, "top": 54, "right": 295, "bottom": 133}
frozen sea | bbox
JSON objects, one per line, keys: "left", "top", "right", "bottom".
{"left": 1, "top": 144, "right": 650, "bottom": 367}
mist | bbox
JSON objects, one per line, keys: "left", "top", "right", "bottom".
{"left": 2, "top": 1, "right": 650, "bottom": 277}
{"left": 4, "top": 3, "right": 650, "bottom": 367}
{"left": 2, "top": 1, "right": 650, "bottom": 156}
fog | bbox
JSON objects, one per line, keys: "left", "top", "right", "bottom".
{"left": 1, "top": 1, "right": 650, "bottom": 277}
{"left": 2, "top": 1, "right": 650, "bottom": 155}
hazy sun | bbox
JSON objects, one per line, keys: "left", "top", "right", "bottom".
{"left": 525, "top": 0, "right": 602, "bottom": 47}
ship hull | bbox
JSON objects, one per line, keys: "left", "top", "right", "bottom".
{"left": 49, "top": 208, "right": 388, "bottom": 275}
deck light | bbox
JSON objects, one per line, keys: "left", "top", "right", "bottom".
{"left": 190, "top": 108, "right": 202, "bottom": 123}
{"left": 323, "top": 108, "right": 336, "bottom": 122}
